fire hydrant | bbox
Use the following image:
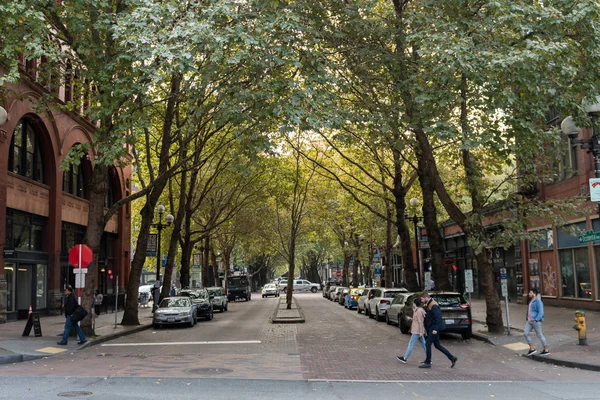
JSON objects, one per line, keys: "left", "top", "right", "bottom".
{"left": 573, "top": 310, "right": 587, "bottom": 345}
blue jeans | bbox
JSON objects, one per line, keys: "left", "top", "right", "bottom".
{"left": 424, "top": 331, "right": 454, "bottom": 364}
{"left": 404, "top": 334, "right": 426, "bottom": 360}
{"left": 524, "top": 320, "right": 547, "bottom": 347}
{"left": 61, "top": 316, "right": 86, "bottom": 343}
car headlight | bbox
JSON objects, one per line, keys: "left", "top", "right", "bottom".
{"left": 180, "top": 311, "right": 190, "bottom": 316}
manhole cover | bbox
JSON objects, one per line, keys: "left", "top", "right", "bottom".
{"left": 186, "top": 367, "right": 233, "bottom": 375}
{"left": 57, "top": 392, "right": 93, "bottom": 397}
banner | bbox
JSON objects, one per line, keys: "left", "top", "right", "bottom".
{"left": 146, "top": 234, "right": 157, "bottom": 257}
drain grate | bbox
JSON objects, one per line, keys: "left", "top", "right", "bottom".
{"left": 57, "top": 392, "right": 93, "bottom": 397}
{"left": 185, "top": 367, "right": 233, "bottom": 375}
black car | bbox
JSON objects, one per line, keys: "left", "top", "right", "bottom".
{"left": 179, "top": 288, "right": 214, "bottom": 321}
{"left": 398, "top": 291, "right": 472, "bottom": 339}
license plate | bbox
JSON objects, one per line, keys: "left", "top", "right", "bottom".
{"left": 445, "top": 319, "right": 455, "bottom": 324}
{"left": 167, "top": 317, "right": 175, "bottom": 322}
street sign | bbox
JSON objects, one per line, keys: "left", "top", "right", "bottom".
{"left": 68, "top": 244, "right": 93, "bottom": 268}
{"left": 464, "top": 269, "right": 473, "bottom": 293}
{"left": 578, "top": 230, "right": 600, "bottom": 244}
{"left": 589, "top": 178, "right": 600, "bottom": 201}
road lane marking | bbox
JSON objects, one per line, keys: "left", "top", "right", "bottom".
{"left": 101, "top": 340, "right": 262, "bottom": 347}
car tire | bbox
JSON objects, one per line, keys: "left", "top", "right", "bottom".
{"left": 206, "top": 311, "right": 213, "bottom": 321}
{"left": 311, "top": 287, "right": 317, "bottom": 293}
{"left": 357, "top": 305, "right": 362, "bottom": 314}
{"left": 153, "top": 323, "right": 159, "bottom": 329}
{"left": 386, "top": 312, "right": 391, "bottom": 325}
{"left": 399, "top": 314, "right": 410, "bottom": 334}
{"left": 262, "top": 295, "right": 265, "bottom": 298}
{"left": 367, "top": 307, "right": 373, "bottom": 318}
{"left": 461, "top": 328, "right": 473, "bottom": 340}
{"left": 224, "top": 304, "right": 228, "bottom": 312}
{"left": 376, "top": 308, "right": 382, "bottom": 322}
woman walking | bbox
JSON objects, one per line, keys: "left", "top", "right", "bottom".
{"left": 397, "top": 298, "right": 427, "bottom": 364}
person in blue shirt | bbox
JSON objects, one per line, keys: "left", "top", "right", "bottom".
{"left": 524, "top": 288, "right": 550, "bottom": 356}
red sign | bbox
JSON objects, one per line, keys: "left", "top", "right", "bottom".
{"left": 69, "top": 244, "right": 93, "bottom": 268}
{"left": 335, "top": 271, "right": 342, "bottom": 277}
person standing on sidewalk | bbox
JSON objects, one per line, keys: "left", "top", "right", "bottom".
{"left": 524, "top": 288, "right": 550, "bottom": 356}
{"left": 397, "top": 298, "right": 427, "bottom": 364}
{"left": 419, "top": 293, "right": 457, "bottom": 369}
{"left": 93, "top": 289, "right": 103, "bottom": 317}
{"left": 57, "top": 285, "right": 87, "bottom": 346}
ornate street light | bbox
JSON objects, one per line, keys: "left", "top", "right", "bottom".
{"left": 409, "top": 198, "right": 424, "bottom": 288}
{"left": 151, "top": 204, "right": 174, "bottom": 312}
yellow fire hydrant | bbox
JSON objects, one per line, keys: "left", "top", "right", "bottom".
{"left": 574, "top": 310, "right": 587, "bottom": 345}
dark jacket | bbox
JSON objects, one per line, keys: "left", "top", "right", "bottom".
{"left": 424, "top": 299, "right": 445, "bottom": 333}
{"left": 64, "top": 293, "right": 78, "bottom": 316}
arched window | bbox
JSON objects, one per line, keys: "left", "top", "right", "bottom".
{"left": 63, "top": 161, "right": 86, "bottom": 198}
{"left": 8, "top": 119, "right": 45, "bottom": 183}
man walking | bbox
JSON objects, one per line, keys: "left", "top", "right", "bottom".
{"left": 524, "top": 288, "right": 550, "bottom": 356}
{"left": 419, "top": 293, "right": 457, "bottom": 369}
{"left": 57, "top": 285, "right": 87, "bottom": 346}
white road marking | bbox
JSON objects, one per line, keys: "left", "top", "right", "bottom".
{"left": 101, "top": 340, "right": 261, "bottom": 347}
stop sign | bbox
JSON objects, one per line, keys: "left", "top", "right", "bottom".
{"left": 69, "top": 244, "right": 93, "bottom": 268}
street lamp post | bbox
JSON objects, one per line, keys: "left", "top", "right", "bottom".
{"left": 561, "top": 97, "right": 600, "bottom": 217}
{"left": 151, "top": 204, "right": 174, "bottom": 312}
{"left": 409, "top": 198, "right": 423, "bottom": 289}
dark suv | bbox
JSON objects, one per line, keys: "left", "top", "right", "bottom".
{"left": 398, "top": 292, "right": 472, "bottom": 339}
{"left": 179, "top": 288, "right": 214, "bottom": 321}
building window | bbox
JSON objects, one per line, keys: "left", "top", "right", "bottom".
{"left": 559, "top": 248, "right": 591, "bottom": 299}
{"left": 62, "top": 161, "right": 86, "bottom": 198}
{"left": 61, "top": 222, "right": 86, "bottom": 254}
{"left": 6, "top": 209, "right": 46, "bottom": 251}
{"left": 8, "top": 119, "right": 45, "bottom": 183}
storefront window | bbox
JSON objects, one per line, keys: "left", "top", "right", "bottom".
{"left": 36, "top": 264, "right": 47, "bottom": 309}
{"left": 559, "top": 248, "right": 591, "bottom": 298}
{"left": 5, "top": 264, "right": 15, "bottom": 312}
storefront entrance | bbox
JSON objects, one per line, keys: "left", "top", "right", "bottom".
{"left": 4, "top": 257, "right": 49, "bottom": 320}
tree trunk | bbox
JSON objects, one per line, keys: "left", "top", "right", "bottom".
{"left": 80, "top": 163, "right": 109, "bottom": 336}
{"left": 476, "top": 247, "right": 503, "bottom": 332}
{"left": 286, "top": 239, "right": 296, "bottom": 309}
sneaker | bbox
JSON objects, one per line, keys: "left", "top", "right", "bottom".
{"left": 451, "top": 357, "right": 458, "bottom": 368}
{"left": 77, "top": 340, "right": 88, "bottom": 345}
{"left": 526, "top": 349, "right": 537, "bottom": 356}
{"left": 56, "top": 341, "right": 67, "bottom": 345}
{"left": 418, "top": 363, "right": 431, "bottom": 369}
{"left": 540, "top": 350, "right": 550, "bottom": 356}
{"left": 397, "top": 356, "right": 407, "bottom": 364}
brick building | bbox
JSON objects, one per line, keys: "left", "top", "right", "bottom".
{"left": 0, "top": 59, "right": 131, "bottom": 322}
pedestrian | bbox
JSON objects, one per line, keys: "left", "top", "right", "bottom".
{"left": 429, "top": 278, "right": 435, "bottom": 290}
{"left": 170, "top": 284, "right": 177, "bottom": 297}
{"left": 397, "top": 298, "right": 427, "bottom": 364}
{"left": 140, "top": 291, "right": 148, "bottom": 308}
{"left": 57, "top": 285, "right": 87, "bottom": 346}
{"left": 419, "top": 293, "right": 457, "bottom": 369}
{"left": 524, "top": 288, "right": 550, "bottom": 356}
{"left": 93, "top": 289, "right": 103, "bottom": 317}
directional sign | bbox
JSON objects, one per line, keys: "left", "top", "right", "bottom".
{"left": 464, "top": 270, "right": 473, "bottom": 293}
{"left": 578, "top": 230, "right": 600, "bottom": 244}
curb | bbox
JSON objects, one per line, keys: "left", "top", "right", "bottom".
{"left": 0, "top": 323, "right": 153, "bottom": 365}
{"left": 271, "top": 296, "right": 305, "bottom": 324}
{"left": 529, "top": 353, "right": 600, "bottom": 372}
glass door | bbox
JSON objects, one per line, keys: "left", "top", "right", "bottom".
{"left": 17, "top": 264, "right": 33, "bottom": 316}
{"left": 5, "top": 264, "right": 15, "bottom": 312}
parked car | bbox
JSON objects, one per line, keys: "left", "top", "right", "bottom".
{"left": 323, "top": 281, "right": 341, "bottom": 298}
{"left": 327, "top": 286, "right": 338, "bottom": 300}
{"left": 366, "top": 287, "right": 409, "bottom": 321}
{"left": 179, "top": 288, "right": 214, "bottom": 321}
{"left": 385, "top": 292, "right": 413, "bottom": 325}
{"left": 331, "top": 286, "right": 347, "bottom": 303}
{"left": 338, "top": 287, "right": 350, "bottom": 306}
{"left": 344, "top": 288, "right": 365, "bottom": 310}
{"left": 398, "top": 291, "right": 472, "bottom": 339}
{"left": 207, "top": 286, "right": 228, "bottom": 312}
{"left": 357, "top": 288, "right": 373, "bottom": 314}
{"left": 262, "top": 283, "right": 280, "bottom": 298}
{"left": 152, "top": 296, "right": 197, "bottom": 328}
{"left": 280, "top": 279, "right": 320, "bottom": 293}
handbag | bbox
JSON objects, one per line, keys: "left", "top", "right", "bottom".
{"left": 71, "top": 305, "right": 88, "bottom": 323}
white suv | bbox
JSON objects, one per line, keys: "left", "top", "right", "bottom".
{"left": 366, "top": 287, "right": 408, "bottom": 321}
{"left": 207, "top": 287, "right": 228, "bottom": 312}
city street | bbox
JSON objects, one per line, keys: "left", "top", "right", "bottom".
{"left": 0, "top": 293, "right": 599, "bottom": 399}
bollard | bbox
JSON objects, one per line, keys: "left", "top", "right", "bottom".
{"left": 573, "top": 310, "right": 587, "bottom": 345}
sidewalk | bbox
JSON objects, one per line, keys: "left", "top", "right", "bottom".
{"left": 0, "top": 305, "right": 154, "bottom": 364}
{"left": 469, "top": 298, "right": 600, "bottom": 371}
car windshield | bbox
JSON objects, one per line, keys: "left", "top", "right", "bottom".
{"left": 207, "top": 289, "right": 220, "bottom": 296}
{"left": 264, "top": 284, "right": 276, "bottom": 289}
{"left": 383, "top": 291, "right": 401, "bottom": 298}
{"left": 350, "top": 289, "right": 362, "bottom": 295}
{"left": 159, "top": 298, "right": 190, "bottom": 308}
{"left": 434, "top": 295, "right": 464, "bottom": 306}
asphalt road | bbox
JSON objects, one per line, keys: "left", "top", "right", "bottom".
{"left": 1, "top": 293, "right": 599, "bottom": 399}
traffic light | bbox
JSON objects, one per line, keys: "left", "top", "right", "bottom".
{"left": 108, "top": 269, "right": 113, "bottom": 279}
{"left": 452, "top": 265, "right": 457, "bottom": 272}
